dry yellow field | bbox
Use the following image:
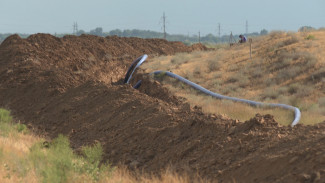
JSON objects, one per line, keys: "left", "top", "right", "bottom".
{"left": 143, "top": 30, "right": 325, "bottom": 125}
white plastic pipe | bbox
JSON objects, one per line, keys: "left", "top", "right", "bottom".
{"left": 151, "top": 71, "right": 301, "bottom": 127}
{"left": 124, "top": 55, "right": 301, "bottom": 126}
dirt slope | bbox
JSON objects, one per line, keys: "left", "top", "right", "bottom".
{"left": 0, "top": 34, "right": 325, "bottom": 182}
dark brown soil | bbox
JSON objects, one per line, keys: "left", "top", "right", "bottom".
{"left": 0, "top": 34, "right": 324, "bottom": 183}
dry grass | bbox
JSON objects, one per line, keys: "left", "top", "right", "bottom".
{"left": 0, "top": 109, "right": 208, "bottom": 183}
{"left": 144, "top": 30, "right": 325, "bottom": 125}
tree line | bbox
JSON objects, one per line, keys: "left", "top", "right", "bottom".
{"left": 0, "top": 28, "right": 268, "bottom": 45}
{"left": 1, "top": 25, "right": 322, "bottom": 44}
{"left": 73, "top": 27, "right": 269, "bottom": 44}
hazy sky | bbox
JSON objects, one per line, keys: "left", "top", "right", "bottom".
{"left": 0, "top": 0, "right": 324, "bottom": 36}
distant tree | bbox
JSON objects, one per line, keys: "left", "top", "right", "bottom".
{"left": 76, "top": 30, "right": 85, "bottom": 36}
{"left": 109, "top": 29, "right": 122, "bottom": 36}
{"left": 201, "top": 33, "right": 217, "bottom": 43}
{"left": 298, "top": 26, "right": 315, "bottom": 32}
{"left": 260, "top": 29, "right": 268, "bottom": 35}
{"left": 90, "top": 27, "right": 103, "bottom": 36}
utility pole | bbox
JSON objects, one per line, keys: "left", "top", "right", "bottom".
{"left": 198, "top": 31, "right": 200, "bottom": 43}
{"left": 73, "top": 22, "right": 78, "bottom": 35}
{"left": 162, "top": 12, "right": 166, "bottom": 39}
{"left": 229, "top": 31, "right": 235, "bottom": 46}
{"left": 72, "top": 23, "right": 75, "bottom": 35}
{"left": 246, "top": 20, "right": 248, "bottom": 34}
{"left": 218, "top": 23, "right": 221, "bottom": 37}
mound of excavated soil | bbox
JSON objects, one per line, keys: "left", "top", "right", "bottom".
{"left": 0, "top": 34, "right": 325, "bottom": 182}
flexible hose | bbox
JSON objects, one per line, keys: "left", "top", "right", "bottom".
{"left": 124, "top": 55, "right": 301, "bottom": 126}
{"left": 151, "top": 71, "right": 301, "bottom": 127}
{"left": 124, "top": 54, "right": 148, "bottom": 84}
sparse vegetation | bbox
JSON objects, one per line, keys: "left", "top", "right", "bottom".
{"left": 318, "top": 97, "right": 325, "bottom": 108}
{"left": 207, "top": 59, "right": 220, "bottom": 72}
{"left": 305, "top": 34, "right": 316, "bottom": 40}
{"left": 144, "top": 30, "right": 325, "bottom": 125}
{"left": 0, "top": 108, "right": 202, "bottom": 183}
{"left": 0, "top": 108, "right": 113, "bottom": 182}
{"left": 170, "top": 53, "right": 189, "bottom": 65}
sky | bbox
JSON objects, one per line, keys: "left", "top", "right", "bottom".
{"left": 0, "top": 0, "right": 324, "bottom": 36}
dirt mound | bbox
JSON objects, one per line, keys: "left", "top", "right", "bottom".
{"left": 190, "top": 43, "right": 210, "bottom": 51}
{"left": 0, "top": 34, "right": 325, "bottom": 182}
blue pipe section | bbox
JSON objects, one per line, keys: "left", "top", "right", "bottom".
{"left": 151, "top": 71, "right": 301, "bottom": 127}
{"left": 124, "top": 54, "right": 148, "bottom": 84}
{"left": 123, "top": 54, "right": 301, "bottom": 126}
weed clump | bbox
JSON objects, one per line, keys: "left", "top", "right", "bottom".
{"left": 318, "top": 97, "right": 325, "bottom": 108}
{"left": 170, "top": 53, "right": 189, "bottom": 65}
{"left": 305, "top": 34, "right": 315, "bottom": 40}
{"left": 207, "top": 59, "right": 220, "bottom": 72}
{"left": 0, "top": 109, "right": 29, "bottom": 136}
{"left": 263, "top": 87, "right": 279, "bottom": 99}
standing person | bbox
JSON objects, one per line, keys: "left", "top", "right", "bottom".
{"left": 239, "top": 35, "right": 247, "bottom": 43}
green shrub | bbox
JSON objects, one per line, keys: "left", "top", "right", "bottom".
{"left": 82, "top": 142, "right": 103, "bottom": 165}
{"left": 0, "top": 109, "right": 14, "bottom": 136}
{"left": 29, "top": 134, "right": 112, "bottom": 182}
{"left": 30, "top": 134, "right": 74, "bottom": 183}
{"left": 16, "top": 123, "right": 28, "bottom": 134}
{"left": 0, "top": 108, "right": 12, "bottom": 124}
{"left": 305, "top": 34, "right": 315, "bottom": 40}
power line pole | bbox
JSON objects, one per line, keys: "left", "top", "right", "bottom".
{"left": 246, "top": 20, "right": 248, "bottom": 34}
{"left": 229, "top": 31, "right": 235, "bottom": 46}
{"left": 72, "top": 22, "right": 78, "bottom": 35}
{"left": 218, "top": 23, "right": 221, "bottom": 37}
{"left": 72, "top": 22, "right": 75, "bottom": 35}
{"left": 162, "top": 12, "right": 166, "bottom": 39}
{"left": 198, "top": 31, "right": 200, "bottom": 43}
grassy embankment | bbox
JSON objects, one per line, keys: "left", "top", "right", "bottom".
{"left": 0, "top": 108, "right": 205, "bottom": 183}
{"left": 143, "top": 30, "right": 325, "bottom": 125}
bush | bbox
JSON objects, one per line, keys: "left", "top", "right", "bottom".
{"left": 269, "top": 31, "right": 285, "bottom": 39}
{"left": 263, "top": 87, "right": 279, "bottom": 99}
{"left": 193, "top": 67, "right": 201, "bottom": 75}
{"left": 16, "top": 123, "right": 28, "bottom": 134}
{"left": 318, "top": 97, "right": 325, "bottom": 107}
{"left": 80, "top": 142, "right": 108, "bottom": 181}
{"left": 29, "top": 134, "right": 74, "bottom": 183}
{"left": 0, "top": 109, "right": 29, "bottom": 136}
{"left": 284, "top": 33, "right": 299, "bottom": 45}
{"left": 226, "top": 75, "right": 238, "bottom": 83}
{"left": 207, "top": 60, "right": 220, "bottom": 72}
{"left": 238, "top": 76, "right": 250, "bottom": 88}
{"left": 0, "top": 108, "right": 12, "bottom": 124}
{"left": 29, "top": 134, "right": 111, "bottom": 182}
{"left": 296, "top": 86, "right": 313, "bottom": 97}
{"left": 288, "top": 84, "right": 299, "bottom": 94}
{"left": 275, "top": 66, "right": 301, "bottom": 83}
{"left": 170, "top": 53, "right": 189, "bottom": 65}
{"left": 305, "top": 34, "right": 315, "bottom": 40}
